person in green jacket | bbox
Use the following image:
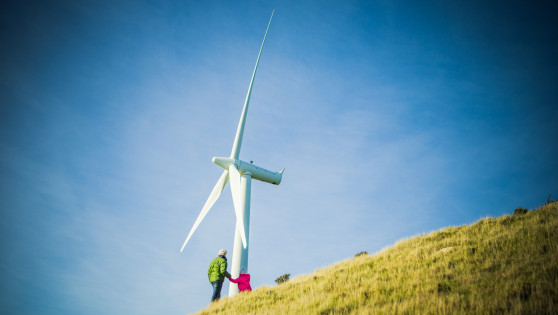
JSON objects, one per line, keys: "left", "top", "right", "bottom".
{"left": 208, "top": 249, "right": 231, "bottom": 302}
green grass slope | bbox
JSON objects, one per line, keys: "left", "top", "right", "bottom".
{"left": 197, "top": 203, "right": 558, "bottom": 314}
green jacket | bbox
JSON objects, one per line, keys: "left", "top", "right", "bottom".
{"left": 208, "top": 256, "right": 231, "bottom": 283}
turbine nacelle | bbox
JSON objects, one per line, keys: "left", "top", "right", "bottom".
{"left": 212, "top": 157, "right": 284, "bottom": 185}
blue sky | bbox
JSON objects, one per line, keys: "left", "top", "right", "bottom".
{"left": 1, "top": 0, "right": 557, "bottom": 314}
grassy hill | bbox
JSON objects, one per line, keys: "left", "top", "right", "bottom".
{"left": 197, "top": 203, "right": 558, "bottom": 314}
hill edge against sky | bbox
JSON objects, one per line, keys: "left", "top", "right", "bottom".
{"left": 196, "top": 202, "right": 558, "bottom": 314}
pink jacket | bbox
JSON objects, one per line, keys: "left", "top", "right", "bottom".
{"left": 229, "top": 273, "right": 252, "bottom": 292}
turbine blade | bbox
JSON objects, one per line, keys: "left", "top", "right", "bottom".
{"left": 180, "top": 170, "right": 229, "bottom": 252}
{"left": 228, "top": 164, "right": 247, "bottom": 248}
{"left": 230, "top": 10, "right": 274, "bottom": 159}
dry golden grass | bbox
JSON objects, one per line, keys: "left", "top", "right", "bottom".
{"left": 196, "top": 203, "right": 558, "bottom": 314}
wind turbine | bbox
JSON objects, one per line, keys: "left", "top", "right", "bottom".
{"left": 180, "top": 10, "right": 283, "bottom": 297}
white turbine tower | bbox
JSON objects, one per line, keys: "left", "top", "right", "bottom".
{"left": 180, "top": 10, "right": 283, "bottom": 297}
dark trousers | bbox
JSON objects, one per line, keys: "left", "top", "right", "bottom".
{"left": 211, "top": 280, "right": 224, "bottom": 302}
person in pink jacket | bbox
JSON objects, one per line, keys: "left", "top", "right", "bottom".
{"left": 229, "top": 268, "right": 252, "bottom": 292}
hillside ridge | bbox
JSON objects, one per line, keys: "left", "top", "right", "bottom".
{"left": 197, "top": 203, "right": 558, "bottom": 314}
